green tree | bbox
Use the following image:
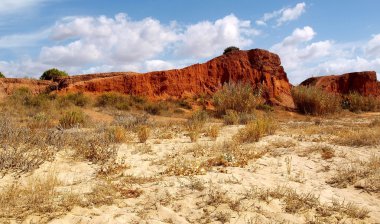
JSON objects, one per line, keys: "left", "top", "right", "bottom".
{"left": 0, "top": 72, "right": 5, "bottom": 78}
{"left": 223, "top": 46, "right": 240, "bottom": 55}
{"left": 40, "top": 68, "right": 68, "bottom": 81}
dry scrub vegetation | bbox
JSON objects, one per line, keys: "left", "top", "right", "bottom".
{"left": 0, "top": 85, "right": 379, "bottom": 223}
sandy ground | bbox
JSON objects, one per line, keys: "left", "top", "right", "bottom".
{"left": 1, "top": 113, "right": 380, "bottom": 224}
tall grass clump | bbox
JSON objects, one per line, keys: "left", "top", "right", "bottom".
{"left": 342, "top": 92, "right": 380, "bottom": 112}
{"left": 186, "top": 110, "right": 208, "bottom": 142}
{"left": 96, "top": 92, "right": 131, "bottom": 110}
{"left": 59, "top": 109, "right": 86, "bottom": 129}
{"left": 234, "top": 116, "right": 277, "bottom": 143}
{"left": 59, "top": 92, "right": 90, "bottom": 107}
{"left": 213, "top": 82, "right": 262, "bottom": 117}
{"left": 292, "top": 86, "right": 341, "bottom": 115}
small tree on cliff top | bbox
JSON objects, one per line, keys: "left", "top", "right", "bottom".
{"left": 0, "top": 72, "right": 5, "bottom": 78}
{"left": 40, "top": 68, "right": 68, "bottom": 81}
{"left": 223, "top": 46, "right": 240, "bottom": 55}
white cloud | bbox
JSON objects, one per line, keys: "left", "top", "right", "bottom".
{"left": 1, "top": 13, "right": 258, "bottom": 77}
{"left": 271, "top": 27, "right": 380, "bottom": 84}
{"left": 282, "top": 26, "right": 315, "bottom": 45}
{"left": 277, "top": 3, "right": 306, "bottom": 26}
{"left": 365, "top": 34, "right": 380, "bottom": 57}
{"left": 256, "top": 2, "right": 306, "bottom": 26}
{"left": 0, "top": 29, "right": 50, "bottom": 48}
{"left": 0, "top": 0, "right": 47, "bottom": 14}
{"left": 145, "top": 60, "right": 175, "bottom": 72}
{"left": 176, "top": 14, "right": 259, "bottom": 58}
{"left": 271, "top": 26, "right": 332, "bottom": 71}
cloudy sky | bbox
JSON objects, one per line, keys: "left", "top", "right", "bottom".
{"left": 0, "top": 0, "right": 379, "bottom": 84}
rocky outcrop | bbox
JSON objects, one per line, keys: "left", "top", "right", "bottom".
{"left": 57, "top": 49, "right": 294, "bottom": 108}
{"left": 300, "top": 71, "right": 380, "bottom": 96}
{"left": 0, "top": 78, "right": 53, "bottom": 99}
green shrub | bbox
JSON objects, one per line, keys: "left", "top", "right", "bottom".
{"left": 177, "top": 100, "right": 192, "bottom": 109}
{"left": 59, "top": 110, "right": 86, "bottom": 129}
{"left": 64, "top": 93, "right": 90, "bottom": 107}
{"left": 342, "top": 92, "right": 380, "bottom": 112}
{"left": 213, "top": 82, "right": 261, "bottom": 117}
{"left": 292, "top": 86, "right": 341, "bottom": 115}
{"left": 40, "top": 68, "right": 68, "bottom": 81}
{"left": 143, "top": 102, "right": 169, "bottom": 115}
{"left": 0, "top": 72, "right": 5, "bottom": 78}
{"left": 256, "top": 104, "right": 274, "bottom": 112}
{"left": 96, "top": 92, "right": 131, "bottom": 110}
{"left": 223, "top": 46, "right": 240, "bottom": 55}
{"left": 223, "top": 110, "right": 239, "bottom": 125}
{"left": 9, "top": 88, "right": 53, "bottom": 108}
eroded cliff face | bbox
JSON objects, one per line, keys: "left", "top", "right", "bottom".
{"left": 56, "top": 49, "right": 295, "bottom": 108}
{"left": 300, "top": 71, "right": 380, "bottom": 96}
{"left": 0, "top": 78, "right": 53, "bottom": 99}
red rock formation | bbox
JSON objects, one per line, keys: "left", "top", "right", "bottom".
{"left": 300, "top": 71, "right": 380, "bottom": 96}
{"left": 0, "top": 78, "right": 53, "bottom": 99}
{"left": 57, "top": 49, "right": 294, "bottom": 108}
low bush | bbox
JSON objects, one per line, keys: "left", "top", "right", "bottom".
{"left": 186, "top": 110, "right": 208, "bottom": 142}
{"left": 61, "top": 92, "right": 90, "bottom": 107}
{"left": 234, "top": 116, "right": 277, "bottom": 143}
{"left": 59, "top": 110, "right": 86, "bottom": 129}
{"left": 96, "top": 92, "right": 131, "bottom": 110}
{"left": 223, "top": 110, "right": 256, "bottom": 125}
{"left": 223, "top": 110, "right": 239, "bottom": 125}
{"left": 0, "top": 72, "right": 5, "bottom": 78}
{"left": 342, "top": 92, "right": 380, "bottom": 112}
{"left": 223, "top": 46, "right": 240, "bottom": 55}
{"left": 137, "top": 125, "right": 150, "bottom": 143}
{"left": 206, "top": 125, "right": 220, "bottom": 140}
{"left": 213, "top": 82, "right": 262, "bottom": 117}
{"left": 292, "top": 86, "right": 341, "bottom": 115}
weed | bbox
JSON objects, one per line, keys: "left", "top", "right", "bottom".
{"left": 342, "top": 92, "right": 380, "bottom": 112}
{"left": 206, "top": 125, "right": 220, "bottom": 140}
{"left": 213, "top": 82, "right": 262, "bottom": 116}
{"left": 137, "top": 125, "right": 150, "bottom": 143}
{"left": 58, "top": 109, "right": 86, "bottom": 129}
{"left": 234, "top": 116, "right": 277, "bottom": 143}
{"left": 223, "top": 110, "right": 240, "bottom": 125}
{"left": 292, "top": 86, "right": 341, "bottom": 115}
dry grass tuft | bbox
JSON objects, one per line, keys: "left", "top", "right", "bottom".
{"left": 0, "top": 173, "right": 85, "bottom": 220}
{"left": 335, "top": 126, "right": 380, "bottom": 146}
{"left": 327, "top": 156, "right": 380, "bottom": 192}
{"left": 164, "top": 156, "right": 209, "bottom": 176}
{"left": 58, "top": 109, "right": 87, "bottom": 129}
{"left": 0, "top": 117, "right": 56, "bottom": 174}
{"left": 234, "top": 116, "right": 277, "bottom": 143}
{"left": 186, "top": 110, "right": 208, "bottom": 142}
{"left": 342, "top": 92, "right": 380, "bottom": 112}
{"left": 72, "top": 131, "right": 117, "bottom": 165}
{"left": 106, "top": 126, "right": 129, "bottom": 143}
{"left": 205, "top": 124, "right": 220, "bottom": 140}
{"left": 246, "top": 185, "right": 369, "bottom": 219}
{"left": 292, "top": 86, "right": 341, "bottom": 115}
{"left": 213, "top": 82, "right": 263, "bottom": 117}
{"left": 137, "top": 125, "right": 151, "bottom": 143}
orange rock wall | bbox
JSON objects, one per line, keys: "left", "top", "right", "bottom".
{"left": 57, "top": 49, "right": 295, "bottom": 108}
{"left": 300, "top": 71, "right": 380, "bottom": 96}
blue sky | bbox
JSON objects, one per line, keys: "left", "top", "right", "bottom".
{"left": 0, "top": 0, "right": 380, "bottom": 83}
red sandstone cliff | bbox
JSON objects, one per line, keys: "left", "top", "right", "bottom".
{"left": 300, "top": 71, "right": 380, "bottom": 96}
{"left": 0, "top": 78, "right": 52, "bottom": 99}
{"left": 56, "top": 49, "right": 295, "bottom": 108}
